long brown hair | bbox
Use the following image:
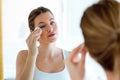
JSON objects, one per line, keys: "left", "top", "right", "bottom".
{"left": 80, "top": 0, "right": 120, "bottom": 79}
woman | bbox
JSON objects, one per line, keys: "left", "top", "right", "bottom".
{"left": 67, "top": 0, "right": 120, "bottom": 80}
{"left": 16, "top": 7, "right": 71, "bottom": 80}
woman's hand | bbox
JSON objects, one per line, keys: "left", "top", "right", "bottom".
{"left": 26, "top": 27, "right": 42, "bottom": 55}
{"left": 66, "top": 44, "right": 88, "bottom": 80}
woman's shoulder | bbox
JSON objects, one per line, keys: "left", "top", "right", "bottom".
{"left": 17, "top": 50, "right": 28, "bottom": 60}
{"left": 18, "top": 50, "right": 28, "bottom": 56}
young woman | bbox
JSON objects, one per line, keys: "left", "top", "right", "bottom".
{"left": 67, "top": 0, "right": 120, "bottom": 80}
{"left": 16, "top": 7, "right": 71, "bottom": 80}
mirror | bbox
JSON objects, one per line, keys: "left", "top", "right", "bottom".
{"left": 2, "top": 0, "right": 112, "bottom": 80}
{"left": 2, "top": 0, "right": 71, "bottom": 79}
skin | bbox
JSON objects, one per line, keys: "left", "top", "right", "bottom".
{"left": 66, "top": 44, "right": 87, "bottom": 80}
{"left": 66, "top": 44, "right": 114, "bottom": 80}
{"left": 16, "top": 12, "right": 65, "bottom": 80}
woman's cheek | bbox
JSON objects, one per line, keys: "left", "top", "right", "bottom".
{"left": 40, "top": 32, "right": 46, "bottom": 40}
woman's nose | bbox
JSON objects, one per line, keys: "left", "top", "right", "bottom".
{"left": 47, "top": 25, "right": 53, "bottom": 32}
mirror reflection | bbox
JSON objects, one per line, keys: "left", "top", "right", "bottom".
{"left": 3, "top": 0, "right": 120, "bottom": 80}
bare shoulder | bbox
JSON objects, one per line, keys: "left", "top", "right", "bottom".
{"left": 16, "top": 50, "right": 29, "bottom": 76}
{"left": 16, "top": 50, "right": 29, "bottom": 67}
{"left": 17, "top": 50, "right": 28, "bottom": 60}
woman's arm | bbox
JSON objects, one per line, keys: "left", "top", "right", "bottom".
{"left": 66, "top": 44, "right": 87, "bottom": 80}
{"left": 16, "top": 27, "right": 42, "bottom": 80}
{"left": 16, "top": 50, "right": 37, "bottom": 80}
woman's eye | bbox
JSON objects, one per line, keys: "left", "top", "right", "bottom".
{"left": 50, "top": 21, "right": 55, "bottom": 25}
{"left": 40, "top": 25, "right": 45, "bottom": 28}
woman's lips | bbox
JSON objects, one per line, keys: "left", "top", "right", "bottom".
{"left": 48, "top": 33, "right": 56, "bottom": 37}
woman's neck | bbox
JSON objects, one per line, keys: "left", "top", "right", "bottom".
{"left": 105, "top": 70, "right": 114, "bottom": 80}
{"left": 38, "top": 43, "right": 58, "bottom": 59}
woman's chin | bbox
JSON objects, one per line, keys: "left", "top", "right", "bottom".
{"left": 49, "top": 37, "right": 57, "bottom": 43}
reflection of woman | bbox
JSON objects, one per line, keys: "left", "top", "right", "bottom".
{"left": 67, "top": 0, "right": 120, "bottom": 80}
{"left": 16, "top": 7, "right": 71, "bottom": 80}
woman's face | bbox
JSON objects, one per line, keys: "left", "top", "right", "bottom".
{"left": 34, "top": 12, "right": 58, "bottom": 44}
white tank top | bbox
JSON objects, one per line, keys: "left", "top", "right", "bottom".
{"left": 33, "top": 49, "right": 71, "bottom": 80}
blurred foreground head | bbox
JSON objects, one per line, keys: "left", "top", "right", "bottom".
{"left": 80, "top": 0, "right": 120, "bottom": 79}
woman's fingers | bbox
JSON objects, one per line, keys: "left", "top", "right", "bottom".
{"left": 26, "top": 27, "right": 42, "bottom": 53}
{"left": 70, "top": 43, "right": 87, "bottom": 63}
{"left": 75, "top": 45, "right": 87, "bottom": 62}
{"left": 72, "top": 44, "right": 84, "bottom": 63}
{"left": 66, "top": 43, "right": 88, "bottom": 80}
{"left": 33, "top": 27, "right": 42, "bottom": 41}
{"left": 68, "top": 44, "right": 81, "bottom": 61}
{"left": 26, "top": 27, "right": 42, "bottom": 43}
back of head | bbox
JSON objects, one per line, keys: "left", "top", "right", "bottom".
{"left": 80, "top": 0, "right": 120, "bottom": 79}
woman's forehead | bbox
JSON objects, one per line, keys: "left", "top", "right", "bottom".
{"left": 34, "top": 12, "right": 54, "bottom": 25}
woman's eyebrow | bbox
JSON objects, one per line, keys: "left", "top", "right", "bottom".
{"left": 37, "top": 22, "right": 45, "bottom": 26}
{"left": 49, "top": 18, "right": 54, "bottom": 21}
{"left": 37, "top": 18, "right": 54, "bottom": 26}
